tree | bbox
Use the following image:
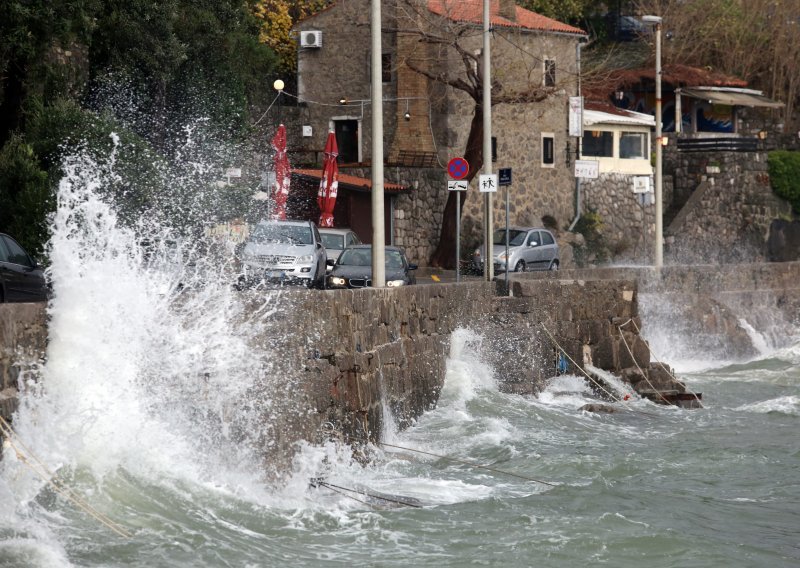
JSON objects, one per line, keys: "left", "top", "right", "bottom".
{"left": 251, "top": 0, "right": 332, "bottom": 72}
{"left": 392, "top": 0, "right": 582, "bottom": 268}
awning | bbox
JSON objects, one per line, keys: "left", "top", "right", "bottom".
{"left": 680, "top": 87, "right": 784, "bottom": 108}
{"left": 584, "top": 108, "right": 655, "bottom": 127}
{"left": 294, "top": 169, "right": 410, "bottom": 193}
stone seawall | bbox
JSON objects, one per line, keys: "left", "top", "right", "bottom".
{"left": 0, "top": 304, "right": 47, "bottom": 422}
{"left": 1, "top": 278, "right": 647, "bottom": 467}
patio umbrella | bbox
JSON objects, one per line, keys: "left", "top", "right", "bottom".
{"left": 271, "top": 124, "right": 291, "bottom": 220}
{"left": 317, "top": 131, "right": 339, "bottom": 228}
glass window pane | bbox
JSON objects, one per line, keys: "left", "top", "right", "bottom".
{"left": 2, "top": 236, "right": 32, "bottom": 266}
{"left": 620, "top": 132, "right": 646, "bottom": 159}
{"left": 542, "top": 136, "right": 554, "bottom": 165}
{"left": 582, "top": 130, "right": 613, "bottom": 157}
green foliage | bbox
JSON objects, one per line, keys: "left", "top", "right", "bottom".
{"left": 767, "top": 150, "right": 800, "bottom": 214}
{"left": 518, "top": 0, "right": 604, "bottom": 24}
{"left": 572, "top": 209, "right": 608, "bottom": 265}
{"left": 0, "top": 135, "right": 52, "bottom": 257}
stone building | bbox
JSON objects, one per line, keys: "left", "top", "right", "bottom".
{"left": 290, "top": 0, "right": 586, "bottom": 265}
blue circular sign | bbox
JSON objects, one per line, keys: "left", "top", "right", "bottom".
{"left": 447, "top": 157, "right": 469, "bottom": 180}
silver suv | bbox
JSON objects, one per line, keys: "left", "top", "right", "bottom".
{"left": 472, "top": 226, "right": 559, "bottom": 273}
{"left": 239, "top": 219, "right": 327, "bottom": 288}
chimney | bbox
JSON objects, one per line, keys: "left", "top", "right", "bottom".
{"left": 499, "top": 0, "right": 517, "bottom": 22}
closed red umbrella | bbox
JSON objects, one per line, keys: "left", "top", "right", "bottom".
{"left": 271, "top": 124, "right": 291, "bottom": 220}
{"left": 317, "top": 131, "right": 339, "bottom": 228}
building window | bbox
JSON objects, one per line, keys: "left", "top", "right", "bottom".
{"left": 541, "top": 133, "right": 555, "bottom": 167}
{"left": 382, "top": 53, "right": 392, "bottom": 83}
{"left": 582, "top": 130, "right": 614, "bottom": 157}
{"left": 492, "top": 136, "right": 497, "bottom": 162}
{"left": 334, "top": 119, "right": 359, "bottom": 163}
{"left": 544, "top": 59, "right": 556, "bottom": 87}
{"left": 620, "top": 132, "right": 647, "bottom": 159}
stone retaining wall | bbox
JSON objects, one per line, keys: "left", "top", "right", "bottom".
{"left": 0, "top": 304, "right": 47, "bottom": 422}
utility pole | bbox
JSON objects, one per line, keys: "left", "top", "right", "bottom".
{"left": 643, "top": 15, "right": 663, "bottom": 267}
{"left": 371, "top": 0, "right": 385, "bottom": 286}
{"left": 483, "top": 0, "right": 493, "bottom": 281}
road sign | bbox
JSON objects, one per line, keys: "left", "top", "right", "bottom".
{"left": 448, "top": 180, "right": 468, "bottom": 191}
{"left": 479, "top": 174, "right": 498, "bottom": 193}
{"left": 498, "top": 168, "right": 512, "bottom": 186}
{"left": 447, "top": 157, "right": 469, "bottom": 180}
{"left": 574, "top": 159, "right": 599, "bottom": 179}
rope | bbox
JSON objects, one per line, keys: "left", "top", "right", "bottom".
{"left": 619, "top": 319, "right": 704, "bottom": 406}
{"left": 313, "top": 479, "right": 422, "bottom": 509}
{"left": 539, "top": 323, "right": 657, "bottom": 418}
{"left": 378, "top": 442, "right": 557, "bottom": 487}
{"left": 616, "top": 319, "right": 670, "bottom": 404}
{"left": 0, "top": 416, "right": 132, "bottom": 538}
{"left": 539, "top": 323, "right": 626, "bottom": 403}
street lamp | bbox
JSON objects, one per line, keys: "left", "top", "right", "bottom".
{"left": 643, "top": 15, "right": 663, "bottom": 267}
{"left": 273, "top": 79, "right": 285, "bottom": 125}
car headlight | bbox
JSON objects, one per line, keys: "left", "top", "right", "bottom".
{"left": 386, "top": 279, "right": 406, "bottom": 287}
{"left": 330, "top": 276, "right": 346, "bottom": 286}
{"left": 497, "top": 253, "right": 507, "bottom": 261}
{"left": 296, "top": 254, "right": 313, "bottom": 264}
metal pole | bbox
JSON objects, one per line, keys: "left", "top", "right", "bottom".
{"left": 483, "top": 0, "right": 493, "bottom": 281}
{"left": 456, "top": 195, "right": 461, "bottom": 283}
{"left": 504, "top": 185, "right": 509, "bottom": 294}
{"left": 654, "top": 19, "right": 663, "bottom": 267}
{"left": 371, "top": 0, "right": 386, "bottom": 286}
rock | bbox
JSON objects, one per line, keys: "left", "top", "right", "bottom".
{"left": 579, "top": 403, "right": 619, "bottom": 413}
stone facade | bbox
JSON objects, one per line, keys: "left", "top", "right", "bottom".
{"left": 293, "top": 1, "right": 584, "bottom": 264}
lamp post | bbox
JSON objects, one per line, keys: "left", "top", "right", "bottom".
{"left": 273, "top": 79, "right": 285, "bottom": 125}
{"left": 643, "top": 15, "right": 663, "bottom": 267}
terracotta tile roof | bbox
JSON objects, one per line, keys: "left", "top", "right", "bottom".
{"left": 428, "top": 0, "right": 585, "bottom": 35}
{"left": 294, "top": 169, "right": 409, "bottom": 193}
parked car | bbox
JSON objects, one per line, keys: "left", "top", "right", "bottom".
{"left": 318, "top": 228, "right": 361, "bottom": 268}
{"left": 327, "top": 245, "right": 417, "bottom": 289}
{"left": 239, "top": 219, "right": 327, "bottom": 288}
{"left": 472, "top": 227, "right": 559, "bottom": 273}
{"left": 0, "top": 233, "right": 48, "bottom": 303}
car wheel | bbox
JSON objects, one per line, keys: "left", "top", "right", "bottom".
{"left": 549, "top": 260, "right": 559, "bottom": 271}
{"left": 514, "top": 260, "right": 526, "bottom": 272}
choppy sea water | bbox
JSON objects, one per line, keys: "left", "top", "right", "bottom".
{"left": 1, "top": 152, "right": 799, "bottom": 567}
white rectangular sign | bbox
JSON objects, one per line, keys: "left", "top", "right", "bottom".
{"left": 448, "top": 180, "right": 469, "bottom": 192}
{"left": 569, "top": 96, "right": 583, "bottom": 137}
{"left": 225, "top": 167, "right": 242, "bottom": 178}
{"left": 574, "top": 160, "right": 599, "bottom": 179}
{"left": 479, "top": 174, "right": 498, "bottom": 193}
{"left": 633, "top": 176, "right": 651, "bottom": 193}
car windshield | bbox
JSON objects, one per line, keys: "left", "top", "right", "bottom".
{"left": 338, "top": 249, "right": 406, "bottom": 269}
{"left": 251, "top": 223, "right": 312, "bottom": 245}
{"left": 493, "top": 229, "right": 527, "bottom": 247}
{"left": 321, "top": 233, "right": 344, "bottom": 250}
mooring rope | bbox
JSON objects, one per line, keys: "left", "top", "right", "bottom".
{"left": 0, "top": 416, "right": 132, "bottom": 538}
{"left": 312, "top": 478, "right": 423, "bottom": 509}
{"left": 378, "top": 442, "right": 557, "bottom": 486}
{"left": 616, "top": 319, "right": 670, "bottom": 403}
{"left": 540, "top": 323, "right": 659, "bottom": 418}
{"left": 539, "top": 323, "right": 628, "bottom": 403}
{"left": 619, "top": 319, "right": 704, "bottom": 406}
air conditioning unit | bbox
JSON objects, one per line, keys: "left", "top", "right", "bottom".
{"left": 300, "top": 30, "right": 322, "bottom": 48}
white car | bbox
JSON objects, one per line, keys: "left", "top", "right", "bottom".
{"left": 239, "top": 220, "right": 327, "bottom": 288}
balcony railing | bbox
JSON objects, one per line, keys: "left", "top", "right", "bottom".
{"left": 676, "top": 137, "right": 759, "bottom": 152}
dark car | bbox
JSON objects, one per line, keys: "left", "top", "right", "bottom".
{"left": 0, "top": 233, "right": 47, "bottom": 303}
{"left": 327, "top": 245, "right": 417, "bottom": 289}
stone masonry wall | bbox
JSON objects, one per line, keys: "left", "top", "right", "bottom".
{"left": 663, "top": 149, "right": 792, "bottom": 264}
{"left": 0, "top": 304, "right": 47, "bottom": 423}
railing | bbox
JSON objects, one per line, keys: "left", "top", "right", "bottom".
{"left": 676, "top": 137, "right": 760, "bottom": 152}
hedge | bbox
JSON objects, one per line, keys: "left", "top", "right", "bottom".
{"left": 767, "top": 150, "right": 800, "bottom": 214}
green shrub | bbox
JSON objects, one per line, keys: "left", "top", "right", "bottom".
{"left": 0, "top": 134, "right": 52, "bottom": 258}
{"left": 767, "top": 150, "right": 800, "bottom": 214}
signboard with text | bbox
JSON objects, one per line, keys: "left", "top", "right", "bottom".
{"left": 574, "top": 159, "right": 599, "bottom": 179}
{"left": 569, "top": 96, "right": 583, "bottom": 137}
{"left": 498, "top": 168, "right": 512, "bottom": 186}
